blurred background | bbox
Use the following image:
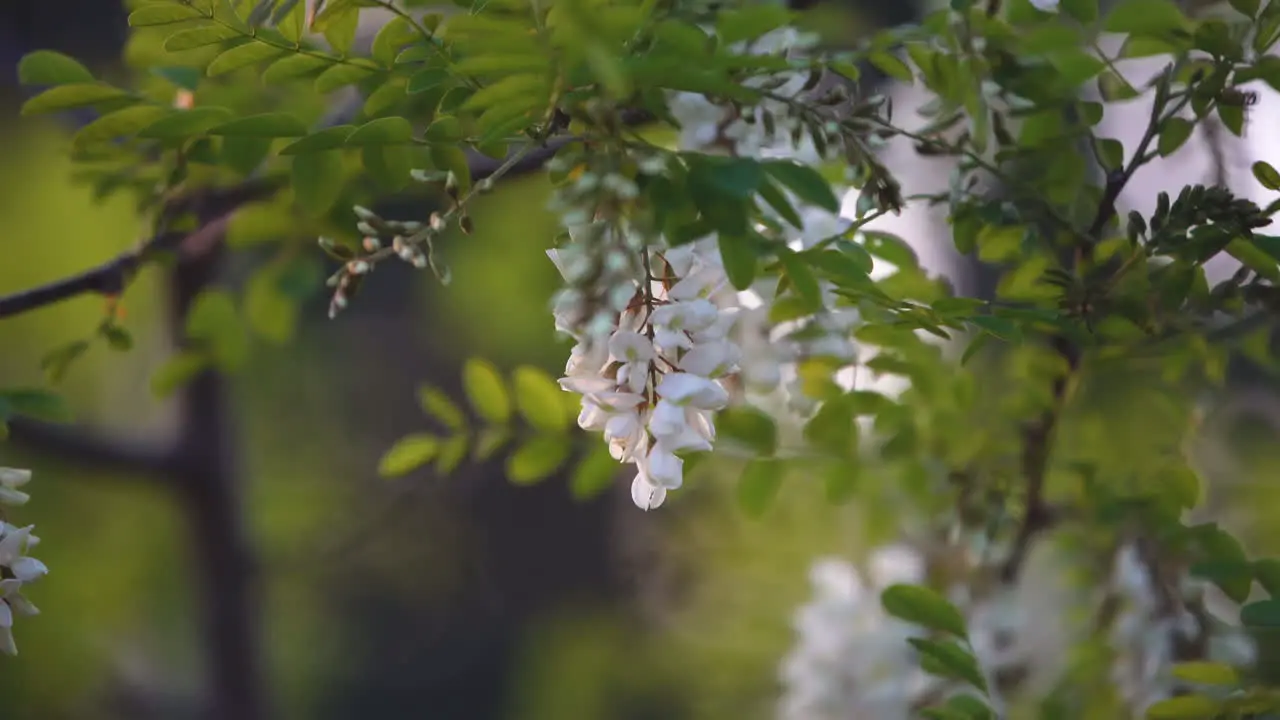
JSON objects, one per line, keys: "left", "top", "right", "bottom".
{"left": 3, "top": 2, "right": 1280, "bottom": 720}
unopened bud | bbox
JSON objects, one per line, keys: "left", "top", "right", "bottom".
{"left": 477, "top": 178, "right": 495, "bottom": 193}
{"left": 353, "top": 205, "right": 379, "bottom": 222}
{"left": 362, "top": 236, "right": 381, "bottom": 252}
{"left": 429, "top": 212, "right": 447, "bottom": 232}
{"left": 460, "top": 215, "right": 474, "bottom": 235}
{"left": 347, "top": 260, "right": 371, "bottom": 275}
{"left": 357, "top": 221, "right": 379, "bottom": 236}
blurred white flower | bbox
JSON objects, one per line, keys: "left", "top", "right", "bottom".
{"left": 0, "top": 466, "right": 47, "bottom": 656}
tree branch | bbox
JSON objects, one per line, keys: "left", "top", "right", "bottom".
{"left": 0, "top": 178, "right": 281, "bottom": 322}
{"left": 4, "top": 419, "right": 172, "bottom": 478}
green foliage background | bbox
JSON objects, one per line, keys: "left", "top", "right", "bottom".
{"left": 8, "top": 0, "right": 1280, "bottom": 719}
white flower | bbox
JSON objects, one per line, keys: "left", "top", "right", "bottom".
{"left": 0, "top": 468, "right": 47, "bottom": 657}
{"left": 656, "top": 373, "right": 730, "bottom": 410}
{"left": 0, "top": 467, "right": 32, "bottom": 507}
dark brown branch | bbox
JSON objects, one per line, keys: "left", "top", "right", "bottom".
{"left": 0, "top": 179, "right": 280, "bottom": 322}
{"left": 4, "top": 419, "right": 171, "bottom": 478}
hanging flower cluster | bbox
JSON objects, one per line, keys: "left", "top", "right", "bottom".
{"left": 777, "top": 547, "right": 934, "bottom": 720}
{"left": 0, "top": 466, "right": 47, "bottom": 656}
{"left": 1107, "top": 543, "right": 1255, "bottom": 715}
{"left": 552, "top": 233, "right": 741, "bottom": 510}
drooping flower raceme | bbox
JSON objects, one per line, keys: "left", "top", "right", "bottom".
{"left": 1107, "top": 543, "right": 1255, "bottom": 715}
{"left": 778, "top": 547, "right": 936, "bottom": 720}
{"left": 0, "top": 465, "right": 47, "bottom": 656}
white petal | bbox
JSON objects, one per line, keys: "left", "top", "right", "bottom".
{"left": 6, "top": 593, "right": 37, "bottom": 617}
{"left": 590, "top": 391, "right": 645, "bottom": 412}
{"left": 577, "top": 402, "right": 610, "bottom": 432}
{"left": 559, "top": 376, "right": 616, "bottom": 395}
{"left": 656, "top": 373, "right": 729, "bottom": 410}
{"left": 0, "top": 625, "right": 15, "bottom": 655}
{"left": 0, "top": 601, "right": 12, "bottom": 629}
{"left": 10, "top": 557, "right": 47, "bottom": 583}
{"left": 630, "top": 473, "right": 667, "bottom": 510}
{"left": 0, "top": 488, "right": 30, "bottom": 506}
{"left": 0, "top": 468, "right": 32, "bottom": 488}
{"left": 679, "top": 340, "right": 739, "bottom": 378}
{"left": 608, "top": 331, "right": 654, "bottom": 363}
{"left": 0, "top": 527, "right": 30, "bottom": 565}
{"left": 645, "top": 445, "right": 684, "bottom": 489}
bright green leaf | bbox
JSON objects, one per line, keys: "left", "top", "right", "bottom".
{"left": 163, "top": 26, "right": 242, "bottom": 52}
{"left": 209, "top": 112, "right": 307, "bottom": 137}
{"left": 513, "top": 366, "right": 568, "bottom": 433}
{"left": 21, "top": 83, "right": 131, "bottom": 116}
{"left": 738, "top": 458, "right": 784, "bottom": 517}
{"left": 17, "top": 50, "right": 95, "bottom": 86}
{"left": 136, "top": 106, "right": 234, "bottom": 139}
{"left": 378, "top": 434, "right": 441, "bottom": 477}
{"left": 506, "top": 435, "right": 570, "bottom": 485}
{"left": 279, "top": 125, "right": 356, "bottom": 154}
{"left": 418, "top": 386, "right": 467, "bottom": 431}
{"left": 207, "top": 43, "right": 285, "bottom": 76}
{"left": 346, "top": 116, "right": 414, "bottom": 145}
{"left": 292, "top": 151, "right": 345, "bottom": 217}
{"left": 881, "top": 583, "right": 969, "bottom": 637}
{"left": 463, "top": 358, "right": 511, "bottom": 424}
{"left": 129, "top": 3, "right": 207, "bottom": 26}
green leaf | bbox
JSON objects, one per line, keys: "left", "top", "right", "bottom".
{"left": 1158, "top": 117, "right": 1194, "bottom": 157}
{"left": 1104, "top": 0, "right": 1190, "bottom": 35}
{"left": 506, "top": 435, "right": 570, "bottom": 485}
{"left": 869, "top": 51, "right": 913, "bottom": 82}
{"left": 378, "top": 434, "right": 440, "bottom": 477}
{"left": 129, "top": 3, "right": 207, "bottom": 26}
{"left": 0, "top": 389, "right": 73, "bottom": 423}
{"left": 863, "top": 231, "right": 920, "bottom": 269}
{"left": 1255, "top": 559, "right": 1280, "bottom": 597}
{"left": 463, "top": 358, "right": 511, "bottom": 424}
{"left": 1170, "top": 661, "right": 1239, "bottom": 686}
{"left": 716, "top": 405, "right": 778, "bottom": 455}
{"left": 407, "top": 68, "right": 451, "bottom": 94}
{"left": 262, "top": 54, "right": 333, "bottom": 83}
{"left": 418, "top": 386, "right": 467, "bottom": 431}
{"left": 715, "top": 4, "right": 794, "bottom": 45}
{"left": 280, "top": 125, "right": 356, "bottom": 154}
{"left": 1060, "top": 0, "right": 1099, "bottom": 22}
{"left": 908, "top": 637, "right": 988, "bottom": 692}
{"left": 185, "top": 290, "right": 250, "bottom": 371}
{"left": 737, "top": 458, "right": 784, "bottom": 517}
{"left": 778, "top": 248, "right": 822, "bottom": 312}
{"left": 151, "top": 351, "right": 210, "bottom": 398}
{"left": 719, "top": 233, "right": 758, "bottom": 290}
{"left": 763, "top": 160, "right": 841, "bottom": 213}
{"left": 1254, "top": 161, "right": 1280, "bottom": 191}
{"left": 1229, "top": 0, "right": 1260, "bottom": 16}
{"left": 17, "top": 50, "right": 95, "bottom": 86}
{"left": 71, "top": 105, "right": 172, "bottom": 149}
{"left": 292, "top": 151, "right": 345, "bottom": 217}
{"left": 315, "top": 3, "right": 360, "bottom": 55}
{"left": 346, "top": 116, "right": 414, "bottom": 145}
{"left": 570, "top": 445, "right": 621, "bottom": 500}
{"left": 472, "top": 426, "right": 510, "bottom": 462}
{"left": 137, "top": 106, "right": 234, "bottom": 139}
{"left": 207, "top": 43, "right": 285, "bottom": 76}
{"left": 803, "top": 395, "right": 856, "bottom": 455}
{"left": 430, "top": 144, "right": 472, "bottom": 193}
{"left": 424, "top": 116, "right": 463, "bottom": 142}
{"left": 244, "top": 266, "right": 298, "bottom": 344}
{"left": 362, "top": 145, "right": 413, "bottom": 191}
{"left": 436, "top": 434, "right": 469, "bottom": 474}
{"left": 1144, "top": 695, "right": 1222, "bottom": 719}
{"left": 40, "top": 340, "right": 91, "bottom": 384}
{"left": 880, "top": 583, "right": 968, "bottom": 637}
{"left": 1226, "top": 238, "right": 1280, "bottom": 282}
{"left": 209, "top": 112, "right": 307, "bottom": 136}
{"left": 163, "top": 26, "right": 242, "bottom": 52}
{"left": 513, "top": 366, "right": 568, "bottom": 433}
{"left": 21, "top": 83, "right": 131, "bottom": 115}
{"left": 1241, "top": 599, "right": 1280, "bottom": 626}
{"left": 314, "top": 62, "right": 381, "bottom": 93}
{"left": 371, "top": 16, "right": 418, "bottom": 66}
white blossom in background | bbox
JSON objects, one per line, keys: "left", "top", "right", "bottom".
{"left": 0, "top": 465, "right": 47, "bottom": 656}
{"left": 1108, "top": 543, "right": 1255, "bottom": 716}
{"left": 778, "top": 546, "right": 935, "bottom": 720}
